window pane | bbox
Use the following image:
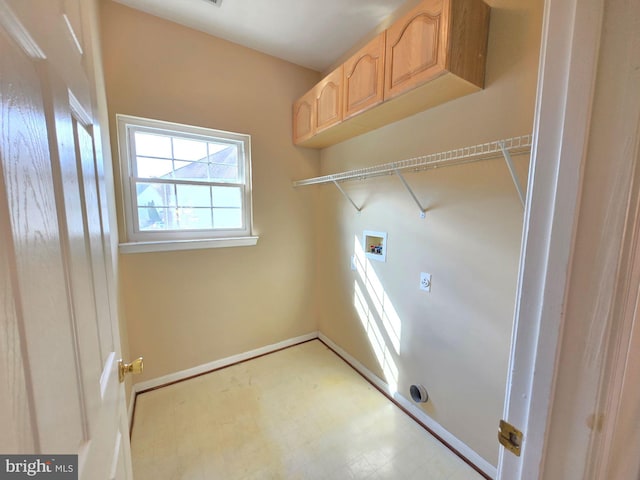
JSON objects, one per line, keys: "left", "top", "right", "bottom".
{"left": 176, "top": 184, "right": 212, "bottom": 208}
{"left": 177, "top": 207, "right": 213, "bottom": 230}
{"left": 213, "top": 208, "right": 242, "bottom": 229}
{"left": 136, "top": 182, "right": 176, "bottom": 208}
{"left": 212, "top": 186, "right": 242, "bottom": 208}
{"left": 209, "top": 142, "right": 240, "bottom": 182}
{"left": 208, "top": 142, "right": 234, "bottom": 160}
{"left": 136, "top": 157, "right": 174, "bottom": 179}
{"left": 136, "top": 183, "right": 175, "bottom": 230}
{"left": 173, "top": 160, "right": 210, "bottom": 181}
{"left": 209, "top": 164, "right": 239, "bottom": 182}
{"left": 138, "top": 207, "right": 170, "bottom": 231}
{"left": 173, "top": 137, "right": 207, "bottom": 161}
{"left": 134, "top": 132, "right": 172, "bottom": 159}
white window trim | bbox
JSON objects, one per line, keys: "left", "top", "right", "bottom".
{"left": 116, "top": 114, "right": 257, "bottom": 253}
{"left": 119, "top": 236, "right": 259, "bottom": 254}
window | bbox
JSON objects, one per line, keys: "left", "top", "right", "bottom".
{"left": 116, "top": 115, "right": 256, "bottom": 253}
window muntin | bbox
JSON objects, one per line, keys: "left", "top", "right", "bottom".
{"left": 117, "top": 115, "right": 252, "bottom": 244}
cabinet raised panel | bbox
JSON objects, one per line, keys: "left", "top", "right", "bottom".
{"left": 385, "top": 0, "right": 489, "bottom": 100}
{"left": 292, "top": 89, "right": 315, "bottom": 144}
{"left": 315, "top": 65, "right": 343, "bottom": 133}
{"left": 343, "top": 33, "right": 386, "bottom": 120}
{"left": 385, "top": 2, "right": 444, "bottom": 99}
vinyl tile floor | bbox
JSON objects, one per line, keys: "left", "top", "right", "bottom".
{"left": 130, "top": 340, "right": 486, "bottom": 480}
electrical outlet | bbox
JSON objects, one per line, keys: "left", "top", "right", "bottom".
{"left": 420, "top": 272, "right": 431, "bottom": 292}
{"left": 350, "top": 255, "right": 357, "bottom": 271}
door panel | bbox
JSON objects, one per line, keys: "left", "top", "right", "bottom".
{"left": 43, "top": 65, "right": 105, "bottom": 438}
{"left": 46, "top": 77, "right": 104, "bottom": 418}
{"left": 0, "top": 26, "right": 86, "bottom": 451}
{"left": 0, "top": 162, "right": 35, "bottom": 454}
{"left": 6, "top": 0, "right": 92, "bottom": 119}
{"left": 75, "top": 118, "right": 114, "bottom": 365}
{"left": 62, "top": 0, "right": 85, "bottom": 56}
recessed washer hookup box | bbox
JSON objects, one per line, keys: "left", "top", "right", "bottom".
{"left": 363, "top": 230, "right": 387, "bottom": 262}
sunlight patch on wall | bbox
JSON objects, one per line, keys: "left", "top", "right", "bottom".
{"left": 352, "top": 235, "right": 401, "bottom": 393}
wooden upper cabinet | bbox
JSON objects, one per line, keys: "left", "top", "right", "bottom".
{"left": 315, "top": 65, "right": 343, "bottom": 133}
{"left": 292, "top": 0, "right": 489, "bottom": 148}
{"left": 385, "top": 0, "right": 489, "bottom": 100}
{"left": 293, "top": 89, "right": 315, "bottom": 144}
{"left": 343, "top": 33, "right": 386, "bottom": 120}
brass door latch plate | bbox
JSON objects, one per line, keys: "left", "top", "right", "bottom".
{"left": 498, "top": 419, "right": 523, "bottom": 456}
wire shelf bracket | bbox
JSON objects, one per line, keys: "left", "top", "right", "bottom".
{"left": 293, "top": 134, "right": 532, "bottom": 213}
{"left": 394, "top": 168, "right": 427, "bottom": 218}
{"left": 499, "top": 141, "right": 526, "bottom": 207}
{"left": 332, "top": 180, "right": 362, "bottom": 213}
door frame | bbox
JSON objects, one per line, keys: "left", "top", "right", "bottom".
{"left": 500, "top": 0, "right": 640, "bottom": 478}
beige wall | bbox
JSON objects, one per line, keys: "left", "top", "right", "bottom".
{"left": 100, "top": 0, "right": 321, "bottom": 382}
{"left": 101, "top": 0, "right": 543, "bottom": 468}
{"left": 316, "top": 0, "right": 543, "bottom": 466}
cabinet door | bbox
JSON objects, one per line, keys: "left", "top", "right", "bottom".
{"left": 293, "top": 88, "right": 316, "bottom": 144}
{"left": 384, "top": 0, "right": 448, "bottom": 100}
{"left": 315, "top": 65, "right": 343, "bottom": 133}
{"left": 343, "top": 33, "right": 386, "bottom": 120}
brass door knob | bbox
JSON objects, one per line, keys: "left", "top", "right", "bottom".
{"left": 118, "top": 357, "right": 143, "bottom": 383}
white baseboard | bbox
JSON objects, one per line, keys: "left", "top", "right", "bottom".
{"left": 133, "top": 332, "right": 319, "bottom": 393}
{"left": 318, "top": 332, "right": 497, "bottom": 480}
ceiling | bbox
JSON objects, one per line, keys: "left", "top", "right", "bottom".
{"left": 111, "top": 0, "right": 409, "bottom": 72}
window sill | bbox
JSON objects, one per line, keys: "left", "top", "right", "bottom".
{"left": 119, "top": 236, "right": 259, "bottom": 254}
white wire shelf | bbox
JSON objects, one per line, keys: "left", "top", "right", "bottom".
{"left": 292, "top": 134, "right": 532, "bottom": 187}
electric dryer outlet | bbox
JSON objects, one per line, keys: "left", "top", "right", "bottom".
{"left": 420, "top": 273, "right": 432, "bottom": 292}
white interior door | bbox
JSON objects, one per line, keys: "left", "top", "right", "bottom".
{"left": 0, "top": 1, "right": 132, "bottom": 478}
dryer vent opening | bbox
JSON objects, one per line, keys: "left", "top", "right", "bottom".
{"left": 409, "top": 384, "right": 429, "bottom": 403}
